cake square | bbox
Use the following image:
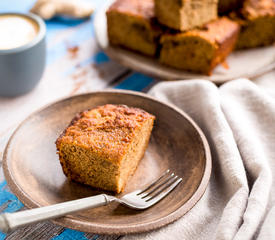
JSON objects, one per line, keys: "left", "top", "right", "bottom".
{"left": 106, "top": 0, "right": 163, "bottom": 56}
{"left": 56, "top": 104, "right": 155, "bottom": 193}
{"left": 232, "top": 0, "right": 275, "bottom": 49}
{"left": 159, "top": 17, "right": 240, "bottom": 75}
{"left": 155, "top": 0, "right": 218, "bottom": 31}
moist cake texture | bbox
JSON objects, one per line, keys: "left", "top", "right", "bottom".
{"left": 155, "top": 0, "right": 218, "bottom": 31}
{"left": 56, "top": 104, "right": 155, "bottom": 193}
{"left": 106, "top": 0, "right": 163, "bottom": 56}
{"left": 232, "top": 0, "right": 275, "bottom": 49}
{"left": 159, "top": 17, "right": 240, "bottom": 75}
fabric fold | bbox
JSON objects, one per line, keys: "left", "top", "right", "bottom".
{"left": 122, "top": 79, "right": 275, "bottom": 240}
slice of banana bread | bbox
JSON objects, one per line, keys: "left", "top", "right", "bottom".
{"left": 106, "top": 0, "right": 162, "bottom": 56}
{"left": 159, "top": 17, "right": 240, "bottom": 75}
{"left": 155, "top": 0, "right": 218, "bottom": 31}
{"left": 56, "top": 104, "right": 155, "bottom": 193}
{"left": 232, "top": 0, "right": 275, "bottom": 49}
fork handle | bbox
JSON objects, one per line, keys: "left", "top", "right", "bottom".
{"left": 0, "top": 194, "right": 111, "bottom": 233}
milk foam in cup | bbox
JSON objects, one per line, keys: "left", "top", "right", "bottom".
{"left": 0, "top": 13, "right": 46, "bottom": 97}
{"left": 0, "top": 15, "right": 39, "bottom": 50}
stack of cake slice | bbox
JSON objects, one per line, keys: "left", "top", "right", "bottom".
{"left": 106, "top": 0, "right": 275, "bottom": 75}
{"left": 155, "top": 0, "right": 240, "bottom": 74}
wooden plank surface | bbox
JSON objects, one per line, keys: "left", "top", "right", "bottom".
{"left": 0, "top": 2, "right": 155, "bottom": 239}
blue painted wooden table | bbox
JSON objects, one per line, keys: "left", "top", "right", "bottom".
{"left": 0, "top": 0, "right": 156, "bottom": 239}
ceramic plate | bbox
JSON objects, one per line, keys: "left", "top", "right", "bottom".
{"left": 94, "top": 0, "right": 275, "bottom": 84}
{"left": 3, "top": 90, "right": 211, "bottom": 234}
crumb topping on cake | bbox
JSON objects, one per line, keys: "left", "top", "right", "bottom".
{"left": 56, "top": 104, "right": 155, "bottom": 193}
{"left": 56, "top": 104, "right": 155, "bottom": 162}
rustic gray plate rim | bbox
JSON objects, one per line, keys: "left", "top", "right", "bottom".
{"left": 3, "top": 89, "right": 212, "bottom": 234}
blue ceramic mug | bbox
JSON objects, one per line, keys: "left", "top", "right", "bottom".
{"left": 0, "top": 12, "right": 46, "bottom": 97}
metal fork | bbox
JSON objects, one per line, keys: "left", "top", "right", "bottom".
{"left": 0, "top": 170, "right": 182, "bottom": 233}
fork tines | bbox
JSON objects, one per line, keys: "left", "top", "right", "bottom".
{"left": 137, "top": 170, "right": 182, "bottom": 202}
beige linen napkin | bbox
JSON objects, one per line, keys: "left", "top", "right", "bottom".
{"left": 122, "top": 78, "right": 275, "bottom": 240}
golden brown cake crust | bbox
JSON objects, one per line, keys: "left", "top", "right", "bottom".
{"left": 161, "top": 17, "right": 240, "bottom": 47}
{"left": 107, "top": 0, "right": 155, "bottom": 21}
{"left": 106, "top": 0, "right": 163, "bottom": 56}
{"left": 56, "top": 104, "right": 155, "bottom": 193}
{"left": 159, "top": 17, "right": 240, "bottom": 75}
{"left": 155, "top": 0, "right": 218, "bottom": 31}
{"left": 56, "top": 104, "right": 155, "bottom": 164}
